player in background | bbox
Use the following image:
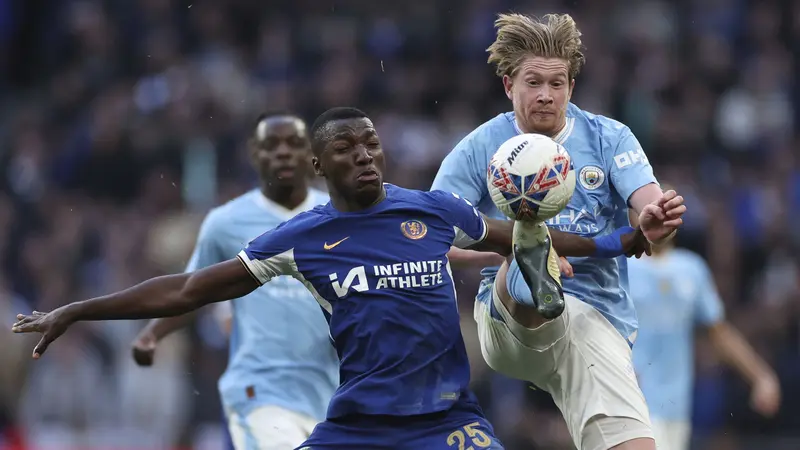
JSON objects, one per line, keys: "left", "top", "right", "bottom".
{"left": 13, "top": 107, "right": 648, "bottom": 450}
{"left": 629, "top": 223, "right": 780, "bottom": 450}
{"left": 433, "top": 13, "right": 686, "bottom": 450}
{"left": 128, "top": 112, "right": 339, "bottom": 449}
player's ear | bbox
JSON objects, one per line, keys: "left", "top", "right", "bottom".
{"left": 311, "top": 156, "right": 325, "bottom": 177}
{"left": 247, "top": 140, "right": 259, "bottom": 168}
{"left": 502, "top": 75, "right": 513, "bottom": 100}
{"left": 568, "top": 78, "right": 575, "bottom": 100}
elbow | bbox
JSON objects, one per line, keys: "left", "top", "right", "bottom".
{"left": 174, "top": 277, "right": 207, "bottom": 316}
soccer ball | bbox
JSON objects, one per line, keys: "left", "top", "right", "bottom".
{"left": 487, "top": 133, "right": 575, "bottom": 222}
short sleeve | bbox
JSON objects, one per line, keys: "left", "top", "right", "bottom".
{"left": 429, "top": 190, "right": 488, "bottom": 248}
{"left": 693, "top": 259, "right": 724, "bottom": 326}
{"left": 185, "top": 211, "right": 224, "bottom": 273}
{"left": 236, "top": 221, "right": 298, "bottom": 286}
{"left": 431, "top": 139, "right": 488, "bottom": 206}
{"left": 609, "top": 127, "right": 658, "bottom": 205}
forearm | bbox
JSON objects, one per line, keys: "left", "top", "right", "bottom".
{"left": 710, "top": 322, "right": 776, "bottom": 385}
{"left": 143, "top": 311, "right": 199, "bottom": 341}
{"left": 549, "top": 228, "right": 596, "bottom": 257}
{"left": 67, "top": 274, "right": 201, "bottom": 322}
{"left": 472, "top": 218, "right": 513, "bottom": 255}
{"left": 447, "top": 247, "right": 506, "bottom": 269}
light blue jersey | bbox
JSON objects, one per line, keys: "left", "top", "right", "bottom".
{"left": 432, "top": 104, "right": 658, "bottom": 339}
{"left": 186, "top": 188, "right": 338, "bottom": 421}
{"left": 629, "top": 249, "right": 723, "bottom": 421}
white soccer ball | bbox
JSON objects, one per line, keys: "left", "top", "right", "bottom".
{"left": 487, "top": 133, "right": 576, "bottom": 222}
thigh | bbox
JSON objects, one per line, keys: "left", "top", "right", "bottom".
{"left": 473, "top": 278, "right": 568, "bottom": 383}
{"left": 229, "top": 405, "right": 317, "bottom": 450}
{"left": 554, "top": 298, "right": 653, "bottom": 450}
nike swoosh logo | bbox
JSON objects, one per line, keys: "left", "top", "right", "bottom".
{"left": 324, "top": 236, "right": 349, "bottom": 250}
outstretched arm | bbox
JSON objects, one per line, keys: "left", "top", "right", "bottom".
{"left": 13, "top": 259, "right": 258, "bottom": 358}
{"left": 466, "top": 217, "right": 649, "bottom": 259}
{"left": 707, "top": 322, "right": 781, "bottom": 416}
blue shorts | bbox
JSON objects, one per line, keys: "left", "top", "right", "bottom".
{"left": 296, "top": 407, "right": 503, "bottom": 450}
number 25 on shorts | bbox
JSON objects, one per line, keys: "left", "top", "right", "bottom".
{"left": 446, "top": 422, "right": 492, "bottom": 450}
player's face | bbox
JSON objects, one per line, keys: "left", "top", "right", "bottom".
{"left": 503, "top": 56, "right": 574, "bottom": 136}
{"left": 250, "top": 117, "right": 311, "bottom": 188}
{"left": 312, "top": 117, "right": 386, "bottom": 204}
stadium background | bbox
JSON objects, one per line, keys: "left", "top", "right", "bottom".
{"left": 0, "top": 0, "right": 798, "bottom": 448}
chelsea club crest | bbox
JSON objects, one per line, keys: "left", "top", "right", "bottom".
{"left": 578, "top": 165, "right": 605, "bottom": 190}
{"left": 400, "top": 220, "right": 427, "bottom": 240}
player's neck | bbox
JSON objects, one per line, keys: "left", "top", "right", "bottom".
{"left": 329, "top": 187, "right": 387, "bottom": 212}
{"left": 261, "top": 182, "right": 308, "bottom": 210}
{"left": 650, "top": 246, "right": 672, "bottom": 258}
{"left": 517, "top": 118, "right": 566, "bottom": 139}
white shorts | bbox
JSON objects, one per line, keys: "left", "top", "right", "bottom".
{"left": 651, "top": 419, "right": 690, "bottom": 450}
{"left": 227, "top": 405, "right": 319, "bottom": 450}
{"left": 474, "top": 284, "right": 653, "bottom": 450}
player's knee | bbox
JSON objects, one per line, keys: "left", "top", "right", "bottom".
{"left": 608, "top": 438, "right": 656, "bottom": 450}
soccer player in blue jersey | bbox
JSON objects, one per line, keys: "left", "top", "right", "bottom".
{"left": 433, "top": 13, "right": 686, "bottom": 450}
{"left": 13, "top": 107, "right": 519, "bottom": 450}
{"left": 13, "top": 107, "right": 650, "bottom": 449}
{"left": 129, "top": 112, "right": 339, "bottom": 449}
{"left": 630, "top": 235, "right": 780, "bottom": 450}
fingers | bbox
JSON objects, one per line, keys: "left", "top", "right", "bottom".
{"left": 642, "top": 204, "right": 666, "bottom": 221}
{"left": 12, "top": 316, "right": 41, "bottom": 333}
{"left": 656, "top": 189, "right": 677, "bottom": 207}
{"left": 558, "top": 257, "right": 574, "bottom": 278}
{"left": 33, "top": 335, "right": 53, "bottom": 359}
{"left": 663, "top": 195, "right": 684, "bottom": 212}
{"left": 662, "top": 218, "right": 683, "bottom": 228}
{"left": 132, "top": 345, "right": 156, "bottom": 367}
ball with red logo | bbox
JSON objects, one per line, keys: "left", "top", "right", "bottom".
{"left": 487, "top": 133, "right": 575, "bottom": 222}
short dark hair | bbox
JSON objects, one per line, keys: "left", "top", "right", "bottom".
{"left": 310, "top": 107, "right": 369, "bottom": 155}
{"left": 251, "top": 111, "right": 302, "bottom": 140}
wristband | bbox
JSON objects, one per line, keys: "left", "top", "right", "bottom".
{"left": 592, "top": 226, "right": 635, "bottom": 258}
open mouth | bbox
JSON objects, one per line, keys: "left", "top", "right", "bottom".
{"left": 357, "top": 169, "right": 379, "bottom": 182}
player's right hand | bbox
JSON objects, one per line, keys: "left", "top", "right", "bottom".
{"left": 11, "top": 308, "right": 74, "bottom": 359}
{"left": 131, "top": 330, "right": 158, "bottom": 366}
{"left": 750, "top": 375, "right": 781, "bottom": 417}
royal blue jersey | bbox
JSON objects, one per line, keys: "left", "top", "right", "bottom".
{"left": 237, "top": 184, "right": 488, "bottom": 419}
{"left": 432, "top": 104, "right": 658, "bottom": 340}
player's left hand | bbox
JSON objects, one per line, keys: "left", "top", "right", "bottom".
{"left": 11, "top": 307, "right": 74, "bottom": 359}
{"left": 638, "top": 190, "right": 686, "bottom": 244}
{"left": 750, "top": 375, "right": 781, "bottom": 417}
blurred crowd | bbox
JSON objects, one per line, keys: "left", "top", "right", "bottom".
{"left": 0, "top": 0, "right": 798, "bottom": 449}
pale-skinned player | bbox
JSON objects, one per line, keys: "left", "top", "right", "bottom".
{"left": 434, "top": 13, "right": 686, "bottom": 450}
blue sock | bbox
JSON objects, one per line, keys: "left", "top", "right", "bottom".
{"left": 505, "top": 258, "right": 537, "bottom": 307}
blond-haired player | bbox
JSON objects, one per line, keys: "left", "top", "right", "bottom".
{"left": 434, "top": 13, "right": 686, "bottom": 450}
